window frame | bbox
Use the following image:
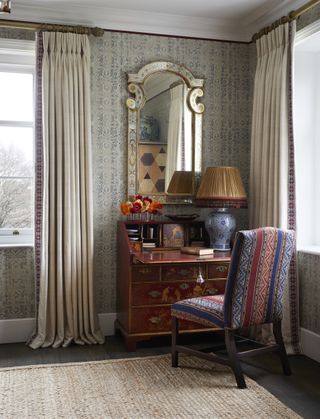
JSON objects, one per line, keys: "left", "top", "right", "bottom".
{"left": 0, "top": 39, "right": 35, "bottom": 246}
{"left": 294, "top": 20, "right": 320, "bottom": 254}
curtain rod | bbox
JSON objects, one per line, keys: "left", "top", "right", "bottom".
{"left": 252, "top": 0, "right": 320, "bottom": 42}
{"left": 0, "top": 19, "right": 104, "bottom": 37}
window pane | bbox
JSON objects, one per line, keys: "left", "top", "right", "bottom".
{"left": 0, "top": 72, "right": 34, "bottom": 122}
{"left": 0, "top": 178, "right": 33, "bottom": 228}
{"left": 0, "top": 126, "right": 33, "bottom": 177}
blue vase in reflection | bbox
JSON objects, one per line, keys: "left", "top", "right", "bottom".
{"left": 140, "top": 116, "right": 160, "bottom": 141}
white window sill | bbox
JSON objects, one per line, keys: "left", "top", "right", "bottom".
{"left": 0, "top": 243, "right": 33, "bottom": 249}
{"left": 297, "top": 246, "right": 320, "bottom": 256}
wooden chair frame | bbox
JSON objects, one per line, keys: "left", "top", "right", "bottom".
{"left": 171, "top": 317, "right": 291, "bottom": 389}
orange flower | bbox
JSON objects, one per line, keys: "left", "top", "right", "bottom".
{"left": 148, "top": 201, "right": 163, "bottom": 214}
{"left": 120, "top": 201, "right": 133, "bottom": 215}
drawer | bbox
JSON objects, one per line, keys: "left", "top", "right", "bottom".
{"left": 132, "top": 280, "right": 225, "bottom": 306}
{"left": 132, "top": 266, "right": 160, "bottom": 282}
{"left": 208, "top": 263, "right": 229, "bottom": 278}
{"left": 130, "top": 307, "right": 212, "bottom": 334}
{"left": 161, "top": 265, "right": 199, "bottom": 281}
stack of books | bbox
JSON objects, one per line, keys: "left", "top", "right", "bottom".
{"left": 143, "top": 242, "right": 156, "bottom": 249}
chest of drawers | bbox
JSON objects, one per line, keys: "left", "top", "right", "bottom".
{"left": 116, "top": 221, "right": 231, "bottom": 351}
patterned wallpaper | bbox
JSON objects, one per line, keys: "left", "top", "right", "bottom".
{"left": 90, "top": 32, "right": 254, "bottom": 313}
{"left": 298, "top": 252, "right": 320, "bottom": 335}
{"left": 0, "top": 247, "right": 35, "bottom": 319}
{"left": 0, "top": 28, "right": 255, "bottom": 318}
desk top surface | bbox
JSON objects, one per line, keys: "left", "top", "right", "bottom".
{"left": 132, "top": 250, "right": 231, "bottom": 264}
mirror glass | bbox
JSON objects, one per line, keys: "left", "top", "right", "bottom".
{"left": 126, "top": 62, "right": 204, "bottom": 204}
{"left": 139, "top": 72, "right": 192, "bottom": 195}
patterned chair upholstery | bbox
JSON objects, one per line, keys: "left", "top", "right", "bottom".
{"left": 171, "top": 227, "right": 295, "bottom": 389}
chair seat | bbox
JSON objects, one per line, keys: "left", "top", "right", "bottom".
{"left": 171, "top": 295, "right": 225, "bottom": 328}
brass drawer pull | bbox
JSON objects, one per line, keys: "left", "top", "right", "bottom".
{"left": 148, "top": 290, "right": 162, "bottom": 298}
{"left": 216, "top": 265, "right": 228, "bottom": 272}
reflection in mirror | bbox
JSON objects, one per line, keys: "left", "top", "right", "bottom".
{"left": 126, "top": 61, "right": 204, "bottom": 204}
{"left": 138, "top": 73, "right": 193, "bottom": 195}
{"left": 166, "top": 171, "right": 193, "bottom": 195}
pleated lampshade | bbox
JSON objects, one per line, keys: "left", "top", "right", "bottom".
{"left": 196, "top": 167, "right": 247, "bottom": 208}
{"left": 167, "top": 171, "right": 193, "bottom": 195}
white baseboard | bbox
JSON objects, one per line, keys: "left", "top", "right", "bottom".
{"left": 300, "top": 327, "right": 320, "bottom": 363}
{"left": 0, "top": 318, "right": 36, "bottom": 344}
{"left": 0, "top": 313, "right": 116, "bottom": 344}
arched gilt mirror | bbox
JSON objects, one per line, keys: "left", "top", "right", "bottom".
{"left": 126, "top": 61, "right": 204, "bottom": 204}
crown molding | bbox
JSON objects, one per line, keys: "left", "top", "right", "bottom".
{"left": 1, "top": 0, "right": 311, "bottom": 43}
{"left": 2, "top": 3, "right": 252, "bottom": 42}
{"left": 245, "top": 0, "right": 308, "bottom": 35}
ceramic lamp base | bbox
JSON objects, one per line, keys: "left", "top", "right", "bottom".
{"left": 205, "top": 208, "right": 236, "bottom": 251}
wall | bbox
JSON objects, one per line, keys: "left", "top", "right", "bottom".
{"left": 0, "top": 247, "right": 34, "bottom": 319}
{"left": 298, "top": 252, "right": 320, "bottom": 334}
{"left": 0, "top": 28, "right": 255, "bottom": 323}
{"left": 90, "top": 32, "right": 254, "bottom": 314}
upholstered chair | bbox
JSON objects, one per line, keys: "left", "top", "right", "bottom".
{"left": 171, "top": 227, "right": 295, "bottom": 389}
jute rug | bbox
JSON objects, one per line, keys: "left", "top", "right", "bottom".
{"left": 0, "top": 354, "right": 301, "bottom": 418}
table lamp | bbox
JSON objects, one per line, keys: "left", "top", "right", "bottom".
{"left": 195, "top": 166, "right": 247, "bottom": 251}
{"left": 166, "top": 171, "right": 193, "bottom": 195}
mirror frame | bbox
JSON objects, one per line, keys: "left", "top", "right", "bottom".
{"left": 126, "top": 61, "right": 204, "bottom": 204}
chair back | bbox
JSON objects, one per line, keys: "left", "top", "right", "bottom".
{"left": 223, "top": 227, "right": 295, "bottom": 329}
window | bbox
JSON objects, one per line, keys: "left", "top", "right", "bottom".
{"left": 0, "top": 39, "right": 35, "bottom": 245}
{"left": 294, "top": 21, "right": 320, "bottom": 252}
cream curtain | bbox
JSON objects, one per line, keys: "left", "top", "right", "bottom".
{"left": 165, "top": 84, "right": 183, "bottom": 191}
{"left": 249, "top": 22, "right": 300, "bottom": 353}
{"left": 183, "top": 85, "right": 192, "bottom": 171}
{"left": 250, "top": 24, "right": 291, "bottom": 228}
{"left": 30, "top": 32, "right": 104, "bottom": 348}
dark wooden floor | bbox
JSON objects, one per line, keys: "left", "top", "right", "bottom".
{"left": 0, "top": 333, "right": 319, "bottom": 419}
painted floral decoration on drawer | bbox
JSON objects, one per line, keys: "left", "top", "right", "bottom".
{"left": 120, "top": 195, "right": 163, "bottom": 216}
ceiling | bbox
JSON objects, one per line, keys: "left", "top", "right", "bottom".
{"left": 2, "top": 0, "right": 308, "bottom": 42}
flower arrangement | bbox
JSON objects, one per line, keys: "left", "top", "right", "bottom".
{"left": 120, "top": 195, "right": 163, "bottom": 217}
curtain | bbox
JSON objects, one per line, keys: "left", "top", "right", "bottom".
{"left": 165, "top": 84, "right": 183, "bottom": 191}
{"left": 183, "top": 85, "right": 192, "bottom": 171}
{"left": 249, "top": 21, "right": 300, "bottom": 353}
{"left": 30, "top": 32, "right": 104, "bottom": 348}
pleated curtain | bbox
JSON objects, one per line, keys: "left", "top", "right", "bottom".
{"left": 30, "top": 32, "right": 104, "bottom": 348}
{"left": 165, "top": 84, "right": 183, "bottom": 191}
{"left": 249, "top": 21, "right": 300, "bottom": 353}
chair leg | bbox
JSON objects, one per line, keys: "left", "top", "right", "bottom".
{"left": 171, "top": 316, "right": 179, "bottom": 368}
{"left": 273, "top": 321, "right": 292, "bottom": 376}
{"left": 225, "top": 328, "right": 247, "bottom": 389}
